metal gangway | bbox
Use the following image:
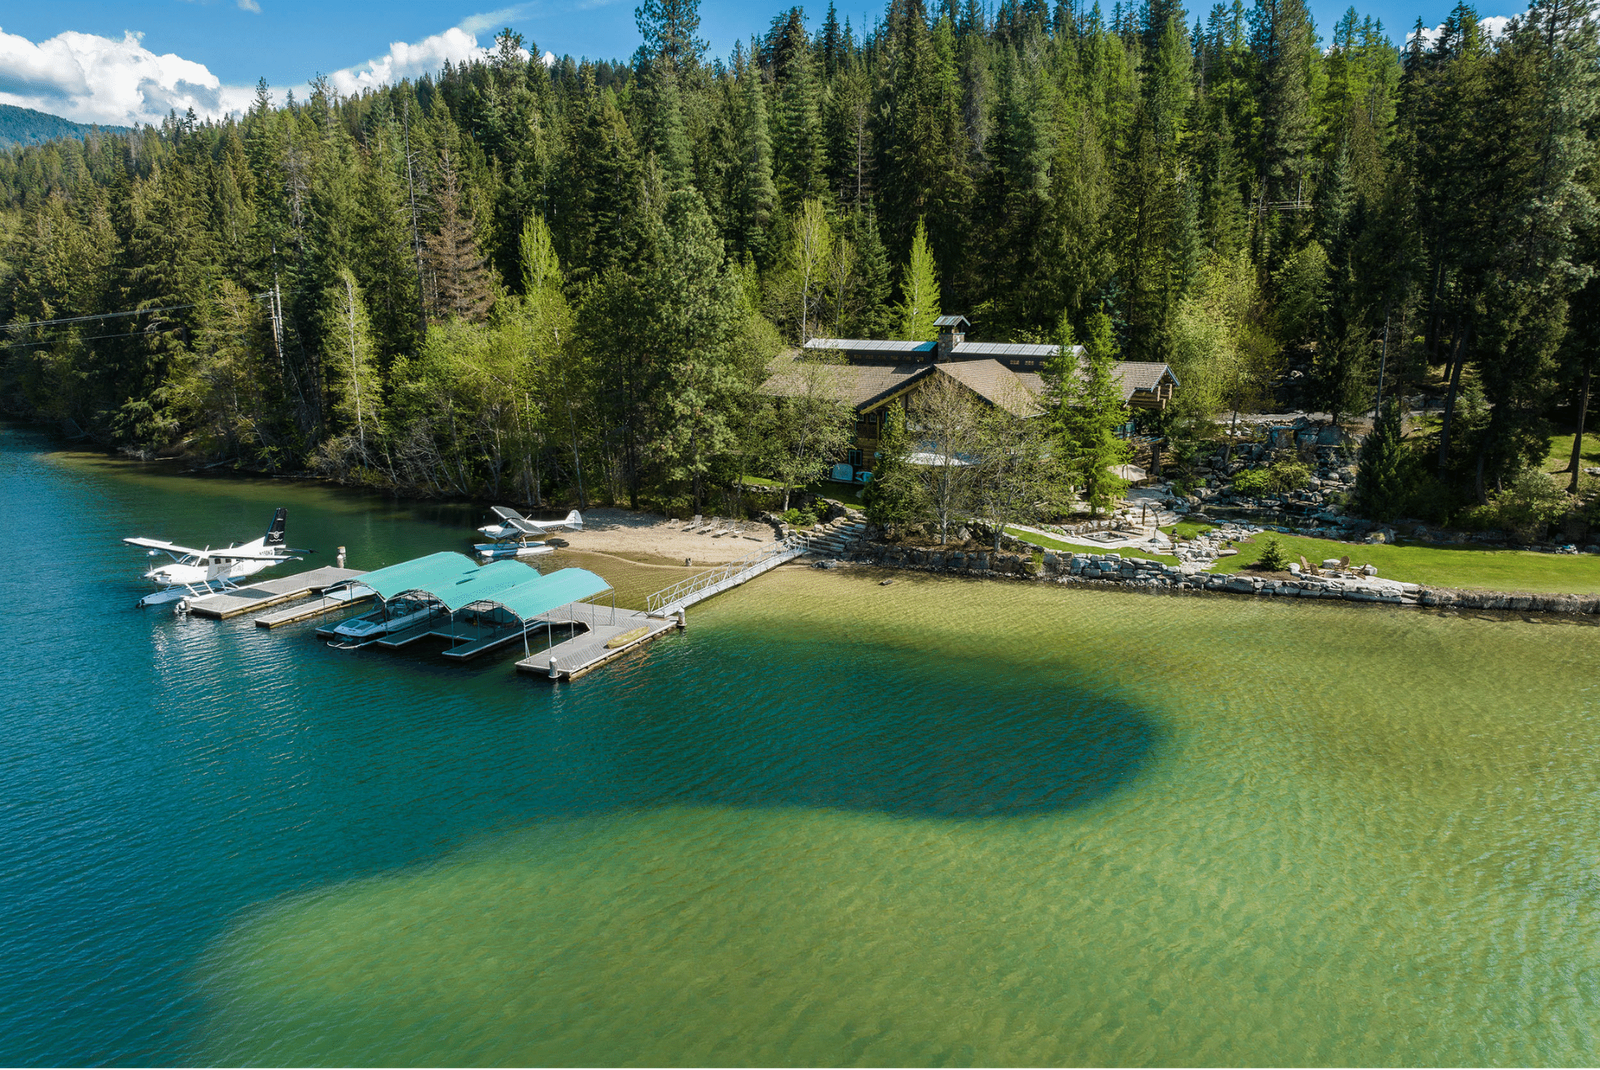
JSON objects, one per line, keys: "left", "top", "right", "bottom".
{"left": 646, "top": 535, "right": 810, "bottom": 616}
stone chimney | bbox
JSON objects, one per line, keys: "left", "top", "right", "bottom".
{"left": 934, "top": 315, "right": 969, "bottom": 362}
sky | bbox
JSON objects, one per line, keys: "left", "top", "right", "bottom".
{"left": 0, "top": 0, "right": 1519, "bottom": 129}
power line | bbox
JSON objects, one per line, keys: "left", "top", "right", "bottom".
{"left": 0, "top": 330, "right": 167, "bottom": 351}
{"left": 2, "top": 303, "right": 201, "bottom": 332}
{"left": 3, "top": 288, "right": 293, "bottom": 335}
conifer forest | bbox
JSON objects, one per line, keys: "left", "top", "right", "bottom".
{"left": 2, "top": 0, "right": 1598, "bottom": 526}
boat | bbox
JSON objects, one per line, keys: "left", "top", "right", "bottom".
{"left": 327, "top": 596, "right": 444, "bottom": 646}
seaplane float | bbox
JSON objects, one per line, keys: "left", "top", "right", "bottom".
{"left": 474, "top": 507, "right": 582, "bottom": 560}
{"left": 124, "top": 507, "right": 309, "bottom": 608}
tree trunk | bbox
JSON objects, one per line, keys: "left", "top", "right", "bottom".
{"left": 566, "top": 398, "right": 587, "bottom": 510}
{"left": 1436, "top": 325, "right": 1469, "bottom": 474}
{"left": 1569, "top": 363, "right": 1592, "bottom": 492}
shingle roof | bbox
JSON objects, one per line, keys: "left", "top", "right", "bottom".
{"left": 933, "top": 315, "right": 971, "bottom": 328}
{"left": 763, "top": 350, "right": 1177, "bottom": 411}
{"left": 1114, "top": 361, "right": 1180, "bottom": 392}
{"left": 933, "top": 361, "right": 1046, "bottom": 418}
{"left": 759, "top": 359, "right": 930, "bottom": 408}
{"left": 1012, "top": 363, "right": 1177, "bottom": 403}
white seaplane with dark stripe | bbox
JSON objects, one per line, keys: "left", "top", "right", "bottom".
{"left": 124, "top": 507, "right": 308, "bottom": 607}
{"left": 474, "top": 507, "right": 582, "bottom": 560}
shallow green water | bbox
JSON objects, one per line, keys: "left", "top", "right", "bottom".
{"left": 5, "top": 423, "right": 1600, "bottom": 1065}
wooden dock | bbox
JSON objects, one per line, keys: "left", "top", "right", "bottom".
{"left": 255, "top": 585, "right": 373, "bottom": 628}
{"left": 515, "top": 602, "right": 682, "bottom": 681}
{"left": 185, "top": 566, "right": 367, "bottom": 619}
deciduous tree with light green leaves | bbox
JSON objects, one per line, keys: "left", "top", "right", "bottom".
{"left": 896, "top": 218, "right": 941, "bottom": 341}
{"left": 317, "top": 267, "right": 383, "bottom": 474}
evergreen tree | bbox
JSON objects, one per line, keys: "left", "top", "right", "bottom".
{"left": 1355, "top": 397, "right": 1408, "bottom": 519}
{"left": 1052, "top": 310, "right": 1131, "bottom": 513}
{"left": 424, "top": 149, "right": 495, "bottom": 322}
{"left": 861, "top": 399, "right": 927, "bottom": 532}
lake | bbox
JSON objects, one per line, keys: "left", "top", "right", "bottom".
{"left": 5, "top": 422, "right": 1600, "bottom": 1065}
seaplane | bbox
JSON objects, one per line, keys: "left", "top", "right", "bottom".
{"left": 474, "top": 507, "right": 582, "bottom": 560}
{"left": 125, "top": 507, "right": 308, "bottom": 607}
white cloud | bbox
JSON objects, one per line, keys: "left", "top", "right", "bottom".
{"left": 323, "top": 19, "right": 533, "bottom": 97}
{"left": 457, "top": 6, "right": 531, "bottom": 35}
{"left": 0, "top": 25, "right": 248, "bottom": 126}
{"left": 1407, "top": 11, "right": 1516, "bottom": 48}
{"left": 0, "top": 10, "right": 538, "bottom": 128}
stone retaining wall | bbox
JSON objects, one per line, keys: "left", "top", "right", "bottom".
{"left": 835, "top": 543, "right": 1600, "bottom": 616}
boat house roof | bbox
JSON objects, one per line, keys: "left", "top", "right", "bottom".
{"left": 353, "top": 552, "right": 609, "bottom": 621}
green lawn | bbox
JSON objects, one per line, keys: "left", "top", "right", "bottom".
{"left": 1542, "top": 431, "right": 1600, "bottom": 475}
{"left": 1212, "top": 531, "right": 1600, "bottom": 593}
{"left": 1006, "top": 526, "right": 1180, "bottom": 565}
{"left": 741, "top": 476, "right": 869, "bottom": 510}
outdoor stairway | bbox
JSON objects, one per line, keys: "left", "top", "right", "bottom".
{"left": 802, "top": 515, "right": 868, "bottom": 557}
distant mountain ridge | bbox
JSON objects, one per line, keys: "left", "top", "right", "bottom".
{"left": 0, "top": 104, "right": 130, "bottom": 148}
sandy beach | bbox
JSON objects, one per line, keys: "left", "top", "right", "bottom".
{"left": 553, "top": 508, "right": 778, "bottom": 565}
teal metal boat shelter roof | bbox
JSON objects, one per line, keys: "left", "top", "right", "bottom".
{"left": 350, "top": 551, "right": 610, "bottom": 622}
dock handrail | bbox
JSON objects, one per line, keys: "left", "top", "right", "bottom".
{"left": 645, "top": 535, "right": 808, "bottom": 615}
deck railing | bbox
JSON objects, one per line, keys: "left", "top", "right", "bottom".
{"left": 645, "top": 535, "right": 808, "bottom": 614}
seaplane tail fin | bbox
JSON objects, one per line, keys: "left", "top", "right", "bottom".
{"left": 566, "top": 509, "right": 583, "bottom": 531}
{"left": 264, "top": 507, "right": 287, "bottom": 547}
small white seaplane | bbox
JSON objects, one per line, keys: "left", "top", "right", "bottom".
{"left": 474, "top": 507, "right": 582, "bottom": 560}
{"left": 125, "top": 507, "right": 307, "bottom": 607}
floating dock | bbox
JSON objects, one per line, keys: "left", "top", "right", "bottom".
{"left": 515, "top": 602, "right": 682, "bottom": 680}
{"left": 184, "top": 566, "right": 368, "bottom": 619}
{"left": 255, "top": 585, "right": 374, "bottom": 628}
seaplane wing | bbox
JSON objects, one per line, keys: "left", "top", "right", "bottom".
{"left": 124, "top": 536, "right": 205, "bottom": 556}
{"left": 504, "top": 516, "right": 545, "bottom": 536}
{"left": 491, "top": 505, "right": 525, "bottom": 522}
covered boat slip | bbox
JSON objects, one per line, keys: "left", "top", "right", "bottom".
{"left": 316, "top": 552, "right": 616, "bottom": 662}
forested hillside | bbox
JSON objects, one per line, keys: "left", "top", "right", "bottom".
{"left": 1, "top": 0, "right": 1596, "bottom": 522}
{"left": 0, "top": 103, "right": 128, "bottom": 148}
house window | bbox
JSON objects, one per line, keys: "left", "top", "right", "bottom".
{"left": 846, "top": 449, "right": 863, "bottom": 468}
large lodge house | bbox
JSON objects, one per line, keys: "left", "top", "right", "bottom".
{"left": 760, "top": 316, "right": 1179, "bottom": 478}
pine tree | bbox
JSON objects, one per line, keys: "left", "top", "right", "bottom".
{"left": 733, "top": 54, "right": 779, "bottom": 263}
{"left": 1355, "top": 397, "right": 1408, "bottom": 519}
{"left": 1053, "top": 310, "right": 1131, "bottom": 513}
{"left": 424, "top": 149, "right": 494, "bottom": 322}
{"left": 769, "top": 7, "right": 826, "bottom": 204}
{"left": 635, "top": 0, "right": 708, "bottom": 71}
{"left": 861, "top": 399, "right": 928, "bottom": 532}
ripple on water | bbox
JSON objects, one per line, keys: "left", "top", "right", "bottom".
{"left": 175, "top": 568, "right": 1600, "bottom": 1067}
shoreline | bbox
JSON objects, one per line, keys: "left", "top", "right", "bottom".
{"left": 807, "top": 544, "right": 1600, "bottom": 620}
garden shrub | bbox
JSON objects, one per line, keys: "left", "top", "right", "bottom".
{"left": 1232, "top": 459, "right": 1312, "bottom": 496}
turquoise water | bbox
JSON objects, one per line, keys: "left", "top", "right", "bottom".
{"left": 6, "top": 422, "right": 1600, "bottom": 1065}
